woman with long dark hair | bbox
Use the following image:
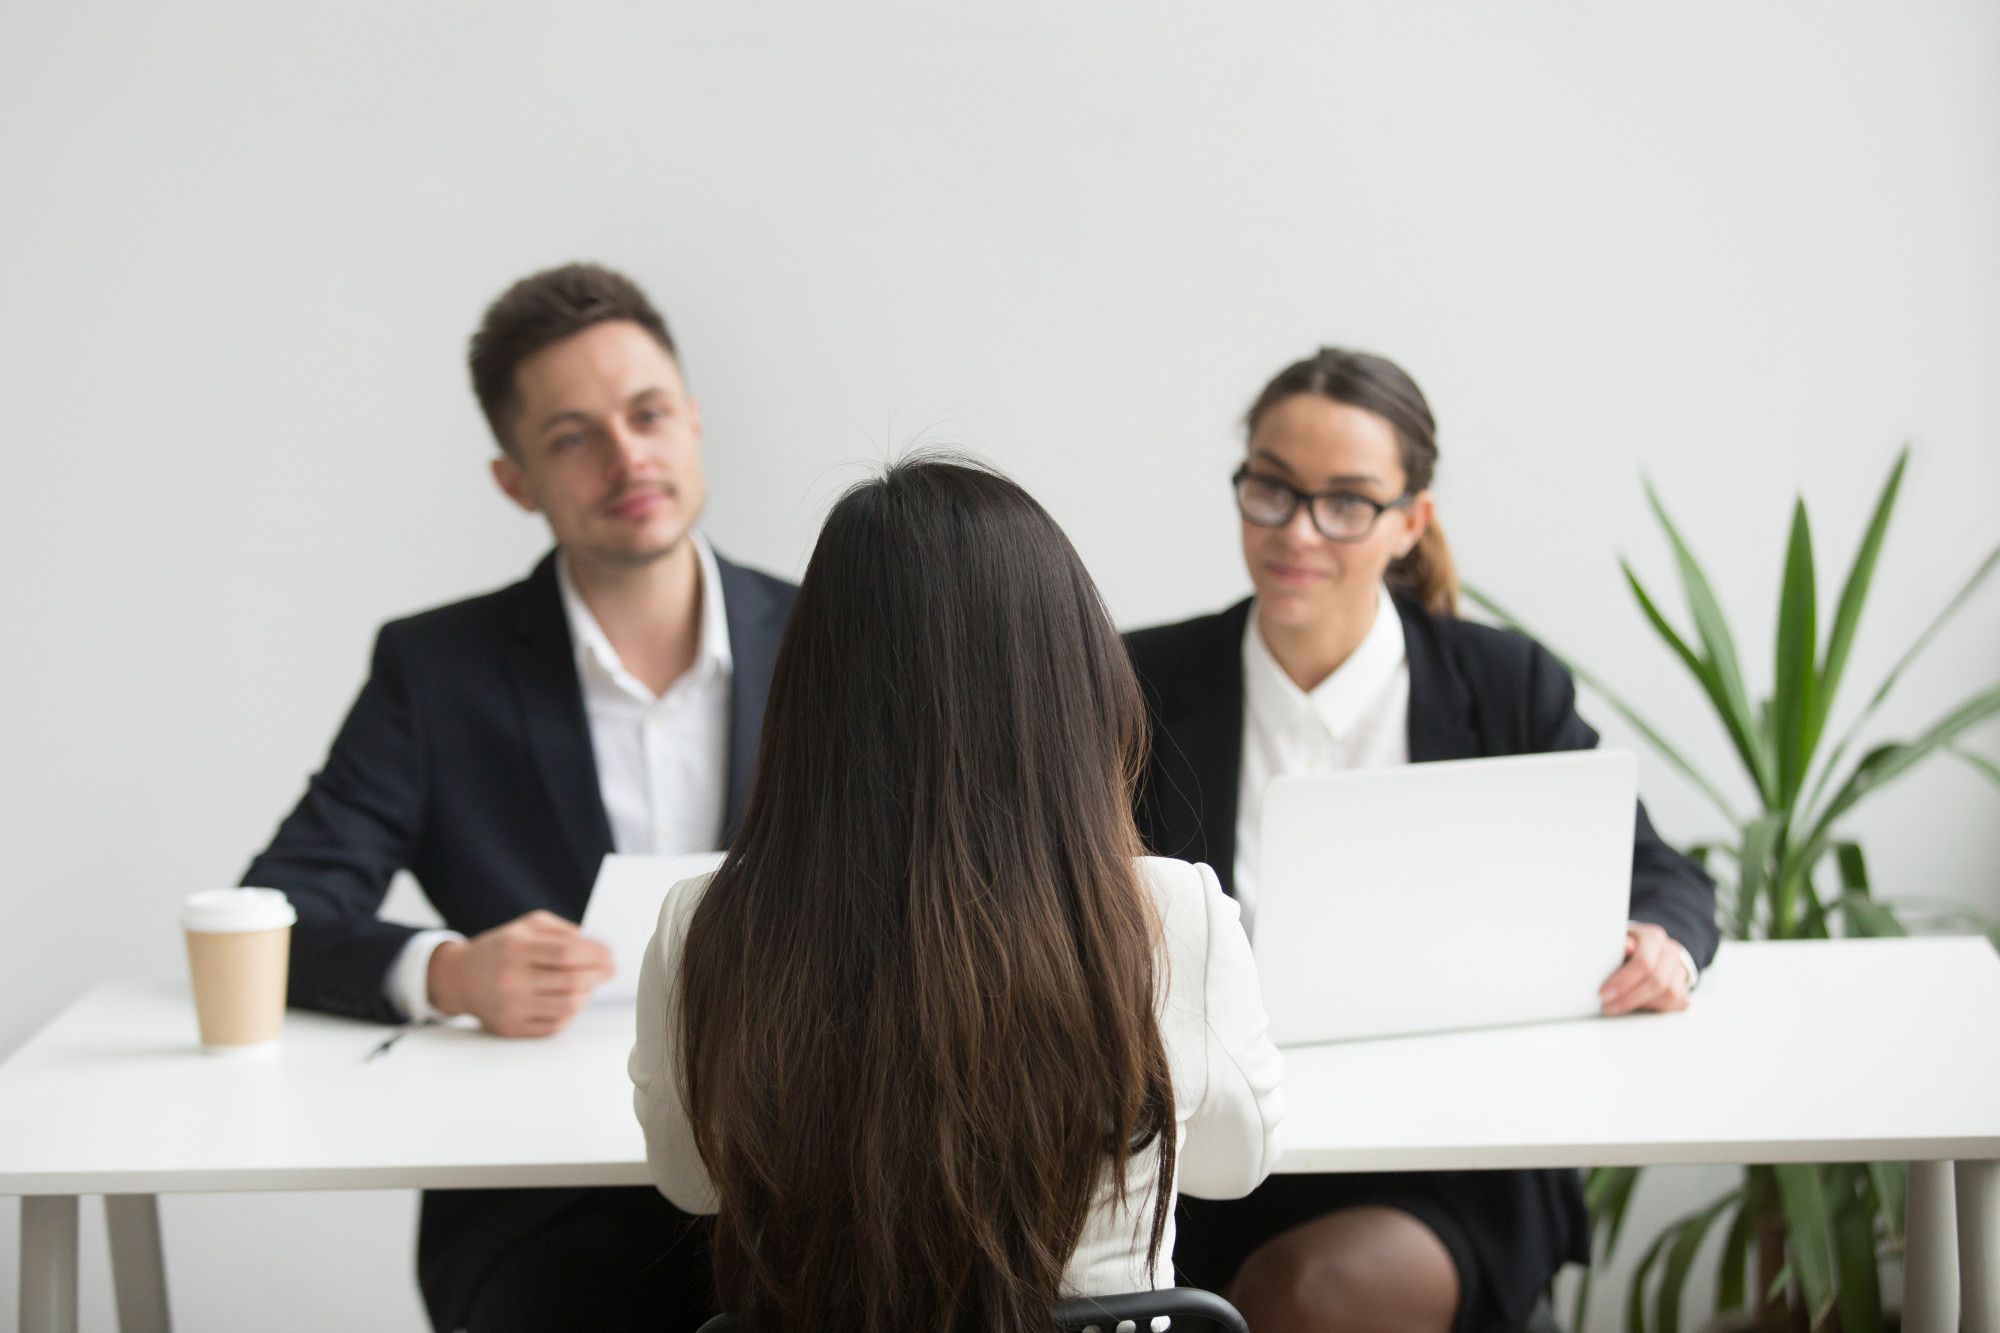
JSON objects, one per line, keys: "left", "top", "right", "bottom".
{"left": 1127, "top": 349, "right": 1719, "bottom": 1333}
{"left": 630, "top": 456, "right": 1286, "bottom": 1331}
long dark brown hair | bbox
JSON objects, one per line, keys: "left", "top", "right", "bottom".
{"left": 1246, "top": 347, "right": 1459, "bottom": 615}
{"left": 676, "top": 455, "right": 1176, "bottom": 1331}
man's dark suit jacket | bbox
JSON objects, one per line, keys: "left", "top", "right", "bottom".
{"left": 1124, "top": 592, "right": 1719, "bottom": 1319}
{"left": 243, "top": 548, "right": 795, "bottom": 1331}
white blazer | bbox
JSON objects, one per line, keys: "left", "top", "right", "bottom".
{"left": 628, "top": 855, "right": 1287, "bottom": 1297}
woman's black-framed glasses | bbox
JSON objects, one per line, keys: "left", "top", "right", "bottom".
{"left": 1231, "top": 466, "right": 1412, "bottom": 543}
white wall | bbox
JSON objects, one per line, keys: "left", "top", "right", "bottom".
{"left": 3, "top": 3, "right": 1996, "bottom": 1328}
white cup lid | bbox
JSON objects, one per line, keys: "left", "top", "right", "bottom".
{"left": 181, "top": 888, "right": 297, "bottom": 934}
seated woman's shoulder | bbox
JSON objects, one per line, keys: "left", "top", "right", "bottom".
{"left": 1133, "top": 854, "right": 1205, "bottom": 894}
{"left": 1423, "top": 606, "right": 1558, "bottom": 678}
{"left": 1122, "top": 604, "right": 1245, "bottom": 677}
{"left": 1131, "top": 856, "right": 1224, "bottom": 940}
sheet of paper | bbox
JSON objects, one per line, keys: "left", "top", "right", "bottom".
{"left": 580, "top": 852, "right": 726, "bottom": 1002}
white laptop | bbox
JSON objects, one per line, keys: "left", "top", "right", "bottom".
{"left": 1252, "top": 749, "right": 1635, "bottom": 1046}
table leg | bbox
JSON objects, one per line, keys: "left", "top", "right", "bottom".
{"left": 1906, "top": 1161, "right": 1960, "bottom": 1333}
{"left": 1959, "top": 1160, "right": 2000, "bottom": 1333}
{"left": 20, "top": 1195, "right": 79, "bottom": 1333}
{"left": 106, "top": 1194, "right": 172, "bottom": 1333}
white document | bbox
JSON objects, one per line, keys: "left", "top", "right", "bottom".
{"left": 581, "top": 852, "right": 726, "bottom": 1002}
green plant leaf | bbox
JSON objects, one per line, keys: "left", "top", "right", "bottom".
{"left": 1656, "top": 1191, "right": 1742, "bottom": 1333}
{"left": 1801, "top": 684, "right": 2000, "bottom": 862}
{"left": 1628, "top": 1225, "right": 1675, "bottom": 1333}
{"left": 1774, "top": 499, "right": 1819, "bottom": 807}
{"left": 1896, "top": 903, "right": 2000, "bottom": 951}
{"left": 1577, "top": 1164, "right": 1646, "bottom": 1329}
{"left": 1868, "top": 894, "right": 2000, "bottom": 948}
{"left": 1774, "top": 1164, "right": 1838, "bottom": 1325}
{"left": 1869, "top": 1162, "right": 1907, "bottom": 1249}
{"left": 1950, "top": 743, "right": 2000, "bottom": 790}
{"left": 1803, "top": 535, "right": 2000, "bottom": 818}
{"left": 1588, "top": 1165, "right": 1647, "bottom": 1262}
{"left": 1464, "top": 583, "right": 1744, "bottom": 825}
{"left": 1808, "top": 880, "right": 1832, "bottom": 938}
{"left": 1833, "top": 1176, "right": 1886, "bottom": 1333}
{"left": 1733, "top": 813, "right": 1783, "bottom": 940}
{"left": 1835, "top": 892, "right": 1907, "bottom": 938}
{"left": 1716, "top": 1195, "right": 1756, "bottom": 1314}
{"left": 1771, "top": 847, "right": 1804, "bottom": 938}
{"left": 1625, "top": 556, "right": 1773, "bottom": 808}
{"left": 1620, "top": 559, "right": 1710, "bottom": 685}
{"left": 1824, "top": 1161, "right": 1866, "bottom": 1204}
{"left": 1834, "top": 842, "right": 1870, "bottom": 895}
{"left": 1854, "top": 536, "right": 2000, "bottom": 719}
{"left": 1646, "top": 479, "right": 1777, "bottom": 804}
{"left": 1808, "top": 449, "right": 1907, "bottom": 773}
{"left": 1574, "top": 1266, "right": 1595, "bottom": 1333}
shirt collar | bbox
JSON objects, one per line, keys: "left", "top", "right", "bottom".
{"left": 556, "top": 531, "right": 732, "bottom": 700}
{"left": 1242, "top": 582, "right": 1407, "bottom": 742}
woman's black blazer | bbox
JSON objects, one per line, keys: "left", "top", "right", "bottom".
{"left": 1124, "top": 593, "right": 1719, "bottom": 965}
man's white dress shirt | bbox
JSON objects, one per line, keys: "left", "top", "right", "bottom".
{"left": 385, "top": 533, "right": 734, "bottom": 1020}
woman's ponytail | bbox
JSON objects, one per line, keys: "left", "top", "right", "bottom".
{"left": 1388, "top": 519, "right": 1458, "bottom": 617}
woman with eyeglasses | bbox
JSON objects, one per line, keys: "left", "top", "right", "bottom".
{"left": 631, "top": 456, "right": 1286, "bottom": 1331}
{"left": 1126, "top": 349, "right": 1718, "bottom": 1333}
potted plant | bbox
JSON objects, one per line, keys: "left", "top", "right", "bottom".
{"left": 1469, "top": 448, "right": 2000, "bottom": 1333}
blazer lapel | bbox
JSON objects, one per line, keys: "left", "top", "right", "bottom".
{"left": 717, "top": 554, "right": 790, "bottom": 842}
{"left": 1155, "top": 600, "right": 1251, "bottom": 896}
{"left": 1397, "top": 594, "right": 1483, "bottom": 763}
{"left": 507, "top": 552, "right": 614, "bottom": 909}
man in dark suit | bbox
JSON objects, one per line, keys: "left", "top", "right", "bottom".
{"left": 243, "top": 263, "right": 794, "bottom": 1332}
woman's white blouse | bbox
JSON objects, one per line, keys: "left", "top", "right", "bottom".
{"left": 628, "top": 856, "right": 1287, "bottom": 1297}
{"left": 1233, "top": 583, "right": 1411, "bottom": 937}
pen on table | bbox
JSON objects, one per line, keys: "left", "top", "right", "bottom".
{"left": 365, "top": 1027, "right": 416, "bottom": 1061}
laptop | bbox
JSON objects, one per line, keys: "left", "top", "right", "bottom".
{"left": 1252, "top": 749, "right": 1636, "bottom": 1046}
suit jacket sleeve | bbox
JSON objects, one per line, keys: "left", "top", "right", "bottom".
{"left": 1522, "top": 642, "right": 1721, "bottom": 967}
{"left": 242, "top": 624, "right": 431, "bottom": 1023}
{"left": 1177, "top": 862, "right": 1287, "bottom": 1200}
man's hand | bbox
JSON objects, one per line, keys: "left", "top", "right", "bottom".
{"left": 427, "top": 910, "right": 614, "bottom": 1037}
{"left": 1600, "top": 922, "right": 1693, "bottom": 1016}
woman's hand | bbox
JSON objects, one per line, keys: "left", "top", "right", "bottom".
{"left": 1599, "top": 922, "right": 1693, "bottom": 1016}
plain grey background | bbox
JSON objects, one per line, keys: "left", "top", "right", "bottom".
{"left": 2, "top": 2, "right": 1996, "bottom": 1328}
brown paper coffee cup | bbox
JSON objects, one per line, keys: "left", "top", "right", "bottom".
{"left": 182, "top": 889, "right": 297, "bottom": 1052}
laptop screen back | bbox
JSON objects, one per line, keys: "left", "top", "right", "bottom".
{"left": 1252, "top": 749, "right": 1636, "bottom": 1046}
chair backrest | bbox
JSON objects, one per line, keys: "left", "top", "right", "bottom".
{"left": 694, "top": 1287, "right": 1248, "bottom": 1333}
{"left": 1052, "top": 1287, "right": 1249, "bottom": 1333}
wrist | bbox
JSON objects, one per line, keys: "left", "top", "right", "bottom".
{"left": 427, "top": 939, "right": 470, "bottom": 1016}
{"left": 1676, "top": 942, "right": 1700, "bottom": 992}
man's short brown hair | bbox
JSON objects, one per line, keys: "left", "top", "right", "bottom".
{"left": 467, "top": 262, "right": 678, "bottom": 453}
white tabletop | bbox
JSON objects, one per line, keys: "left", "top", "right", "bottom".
{"left": 2, "top": 936, "right": 1997, "bottom": 1199}
{"left": 1279, "top": 935, "right": 2000, "bottom": 1172}
{"left": 0, "top": 987, "right": 655, "bottom": 1195}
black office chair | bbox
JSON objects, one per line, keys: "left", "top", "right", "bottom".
{"left": 1053, "top": 1286, "right": 1249, "bottom": 1332}
{"left": 695, "top": 1285, "right": 1248, "bottom": 1332}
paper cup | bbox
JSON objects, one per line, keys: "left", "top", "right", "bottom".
{"left": 181, "top": 888, "right": 297, "bottom": 1053}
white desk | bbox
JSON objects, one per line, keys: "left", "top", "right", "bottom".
{"left": 4, "top": 937, "right": 1998, "bottom": 1333}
